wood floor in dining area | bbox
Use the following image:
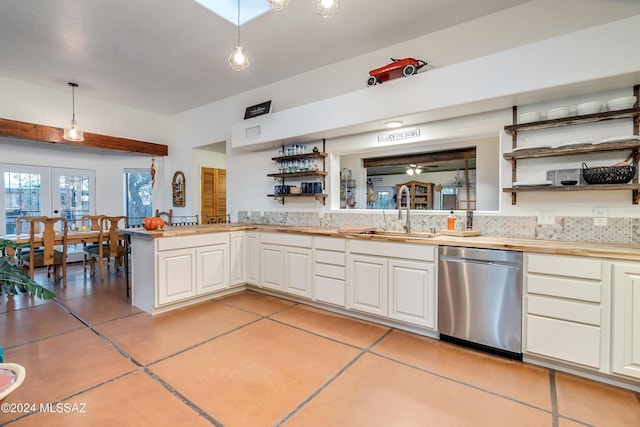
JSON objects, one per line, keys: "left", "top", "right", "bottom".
{"left": 1, "top": 264, "right": 639, "bottom": 426}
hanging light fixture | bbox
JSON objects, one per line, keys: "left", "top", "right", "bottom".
{"left": 406, "top": 164, "right": 422, "bottom": 176}
{"left": 317, "top": 0, "right": 339, "bottom": 18}
{"left": 267, "top": 0, "right": 289, "bottom": 11}
{"left": 63, "top": 82, "right": 84, "bottom": 142}
{"left": 228, "top": 0, "right": 249, "bottom": 71}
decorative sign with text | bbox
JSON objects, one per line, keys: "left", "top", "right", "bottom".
{"left": 377, "top": 128, "right": 421, "bottom": 143}
{"left": 244, "top": 100, "right": 272, "bottom": 119}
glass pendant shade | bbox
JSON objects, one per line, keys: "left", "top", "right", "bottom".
{"left": 63, "top": 82, "right": 84, "bottom": 142}
{"left": 317, "top": 0, "right": 339, "bottom": 18}
{"left": 64, "top": 119, "right": 84, "bottom": 141}
{"left": 267, "top": 0, "right": 289, "bottom": 11}
{"left": 228, "top": 44, "right": 249, "bottom": 71}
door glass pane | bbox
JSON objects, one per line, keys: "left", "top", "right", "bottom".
{"left": 3, "top": 171, "right": 43, "bottom": 234}
{"left": 58, "top": 175, "right": 91, "bottom": 228}
{"left": 125, "top": 170, "right": 152, "bottom": 227}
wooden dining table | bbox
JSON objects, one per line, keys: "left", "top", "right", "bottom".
{"left": 0, "top": 229, "right": 130, "bottom": 295}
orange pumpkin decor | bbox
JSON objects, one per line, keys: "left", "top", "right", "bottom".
{"left": 142, "top": 217, "right": 165, "bottom": 231}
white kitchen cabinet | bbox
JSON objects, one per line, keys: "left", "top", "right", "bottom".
{"left": 229, "top": 231, "right": 246, "bottom": 287}
{"left": 524, "top": 253, "right": 607, "bottom": 369}
{"left": 196, "top": 243, "right": 229, "bottom": 294}
{"left": 611, "top": 262, "right": 640, "bottom": 379}
{"left": 314, "top": 237, "right": 346, "bottom": 307}
{"left": 348, "top": 239, "right": 436, "bottom": 326}
{"left": 388, "top": 259, "right": 436, "bottom": 328}
{"left": 349, "top": 253, "right": 387, "bottom": 316}
{"left": 260, "top": 243, "right": 284, "bottom": 290}
{"left": 157, "top": 247, "right": 197, "bottom": 305}
{"left": 130, "top": 232, "right": 231, "bottom": 313}
{"left": 259, "top": 232, "right": 313, "bottom": 297}
{"left": 246, "top": 231, "right": 260, "bottom": 285}
{"left": 285, "top": 246, "right": 312, "bottom": 297}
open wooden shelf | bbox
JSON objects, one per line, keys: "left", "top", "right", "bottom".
{"left": 503, "top": 140, "right": 640, "bottom": 160}
{"left": 504, "top": 108, "right": 640, "bottom": 134}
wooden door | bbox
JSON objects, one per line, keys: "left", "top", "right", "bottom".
{"left": 201, "top": 168, "right": 226, "bottom": 222}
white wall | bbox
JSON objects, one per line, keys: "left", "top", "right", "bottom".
{"left": 2, "top": 2, "right": 640, "bottom": 221}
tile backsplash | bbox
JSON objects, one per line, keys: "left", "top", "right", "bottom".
{"left": 237, "top": 211, "right": 640, "bottom": 245}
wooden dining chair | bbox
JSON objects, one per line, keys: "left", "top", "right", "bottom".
{"left": 81, "top": 215, "right": 105, "bottom": 273}
{"left": 84, "top": 216, "right": 128, "bottom": 281}
{"left": 14, "top": 216, "right": 54, "bottom": 278}
{"left": 21, "top": 216, "right": 68, "bottom": 287}
{"left": 155, "top": 209, "right": 173, "bottom": 224}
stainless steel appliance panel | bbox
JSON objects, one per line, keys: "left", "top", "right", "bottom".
{"left": 438, "top": 246, "right": 523, "bottom": 354}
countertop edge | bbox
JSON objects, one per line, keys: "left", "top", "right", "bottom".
{"left": 123, "top": 224, "right": 640, "bottom": 260}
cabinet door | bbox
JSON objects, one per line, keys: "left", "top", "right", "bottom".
{"left": 612, "top": 262, "right": 640, "bottom": 379}
{"left": 246, "top": 232, "right": 260, "bottom": 285}
{"left": 260, "top": 243, "right": 284, "bottom": 290}
{"left": 348, "top": 254, "right": 387, "bottom": 316}
{"left": 157, "top": 248, "right": 196, "bottom": 306}
{"left": 196, "top": 243, "right": 228, "bottom": 294}
{"left": 229, "top": 231, "right": 245, "bottom": 287}
{"left": 285, "top": 246, "right": 312, "bottom": 298}
{"left": 388, "top": 259, "right": 436, "bottom": 329}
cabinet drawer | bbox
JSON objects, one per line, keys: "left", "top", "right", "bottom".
{"left": 314, "top": 276, "right": 346, "bottom": 306}
{"left": 526, "top": 315, "right": 601, "bottom": 368}
{"left": 527, "top": 295, "right": 601, "bottom": 326}
{"left": 527, "top": 254, "right": 602, "bottom": 280}
{"left": 157, "top": 233, "right": 228, "bottom": 251}
{"left": 261, "top": 232, "right": 312, "bottom": 248}
{"left": 314, "top": 263, "right": 345, "bottom": 280}
{"left": 349, "top": 239, "right": 435, "bottom": 262}
{"left": 527, "top": 275, "right": 601, "bottom": 302}
{"left": 315, "top": 249, "right": 345, "bottom": 266}
{"left": 315, "top": 236, "right": 346, "bottom": 251}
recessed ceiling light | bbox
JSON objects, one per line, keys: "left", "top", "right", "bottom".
{"left": 385, "top": 121, "right": 403, "bottom": 128}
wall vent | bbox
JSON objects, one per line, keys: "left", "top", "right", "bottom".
{"left": 245, "top": 125, "right": 261, "bottom": 138}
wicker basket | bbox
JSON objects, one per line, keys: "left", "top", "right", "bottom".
{"left": 581, "top": 162, "right": 636, "bottom": 185}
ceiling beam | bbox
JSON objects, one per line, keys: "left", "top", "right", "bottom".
{"left": 362, "top": 147, "right": 476, "bottom": 168}
{"left": 0, "top": 117, "right": 168, "bottom": 156}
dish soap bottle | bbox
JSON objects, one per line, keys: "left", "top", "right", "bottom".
{"left": 447, "top": 210, "right": 456, "bottom": 231}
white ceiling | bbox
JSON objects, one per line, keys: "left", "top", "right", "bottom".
{"left": 0, "top": 0, "right": 533, "bottom": 115}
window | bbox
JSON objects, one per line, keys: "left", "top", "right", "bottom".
{"left": 124, "top": 169, "right": 152, "bottom": 227}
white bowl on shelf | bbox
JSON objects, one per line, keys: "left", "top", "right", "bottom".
{"left": 519, "top": 112, "right": 541, "bottom": 123}
{"left": 546, "top": 106, "right": 570, "bottom": 120}
{"left": 576, "top": 101, "right": 603, "bottom": 115}
{"left": 606, "top": 96, "right": 636, "bottom": 111}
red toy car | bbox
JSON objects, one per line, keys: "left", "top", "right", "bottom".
{"left": 367, "top": 57, "right": 428, "bottom": 87}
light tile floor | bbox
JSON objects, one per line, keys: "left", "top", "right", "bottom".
{"left": 1, "top": 264, "right": 639, "bottom": 426}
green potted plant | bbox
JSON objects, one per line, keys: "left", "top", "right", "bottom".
{"left": 0, "top": 239, "right": 56, "bottom": 300}
{"left": 0, "top": 239, "right": 55, "bottom": 400}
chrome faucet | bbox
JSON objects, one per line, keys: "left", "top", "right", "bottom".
{"left": 398, "top": 185, "right": 411, "bottom": 233}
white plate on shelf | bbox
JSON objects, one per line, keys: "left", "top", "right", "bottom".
{"left": 513, "top": 180, "right": 553, "bottom": 187}
{"left": 595, "top": 135, "right": 640, "bottom": 144}
{"left": 556, "top": 141, "right": 592, "bottom": 148}
{"left": 511, "top": 145, "right": 552, "bottom": 152}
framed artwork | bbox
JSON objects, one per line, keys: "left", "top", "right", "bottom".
{"left": 172, "top": 171, "right": 185, "bottom": 207}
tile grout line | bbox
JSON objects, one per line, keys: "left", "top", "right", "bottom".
{"left": 550, "top": 370, "right": 559, "bottom": 427}
{"left": 49, "top": 297, "right": 226, "bottom": 426}
{"left": 273, "top": 329, "right": 395, "bottom": 426}
{"left": 369, "top": 348, "right": 555, "bottom": 416}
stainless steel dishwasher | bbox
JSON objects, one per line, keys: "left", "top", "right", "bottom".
{"left": 438, "top": 246, "right": 523, "bottom": 359}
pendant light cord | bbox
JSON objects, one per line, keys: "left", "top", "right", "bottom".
{"left": 236, "top": 0, "right": 240, "bottom": 44}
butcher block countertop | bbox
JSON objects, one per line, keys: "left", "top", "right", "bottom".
{"left": 124, "top": 223, "right": 640, "bottom": 261}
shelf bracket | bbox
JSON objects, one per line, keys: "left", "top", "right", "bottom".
{"left": 315, "top": 195, "right": 326, "bottom": 205}
{"left": 272, "top": 196, "right": 285, "bottom": 205}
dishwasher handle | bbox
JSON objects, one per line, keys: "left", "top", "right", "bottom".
{"left": 439, "top": 255, "right": 521, "bottom": 269}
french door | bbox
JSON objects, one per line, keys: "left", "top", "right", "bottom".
{"left": 1, "top": 165, "right": 95, "bottom": 261}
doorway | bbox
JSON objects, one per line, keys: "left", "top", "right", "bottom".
{"left": 201, "top": 168, "right": 226, "bottom": 223}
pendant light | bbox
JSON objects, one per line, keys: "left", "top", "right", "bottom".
{"left": 63, "top": 82, "right": 84, "bottom": 141}
{"left": 267, "top": 0, "right": 289, "bottom": 11}
{"left": 317, "top": 0, "right": 339, "bottom": 18}
{"left": 228, "top": 0, "right": 249, "bottom": 71}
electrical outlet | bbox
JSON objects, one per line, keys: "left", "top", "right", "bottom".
{"left": 594, "top": 217, "right": 608, "bottom": 226}
{"left": 537, "top": 210, "right": 556, "bottom": 225}
{"left": 593, "top": 207, "right": 608, "bottom": 217}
